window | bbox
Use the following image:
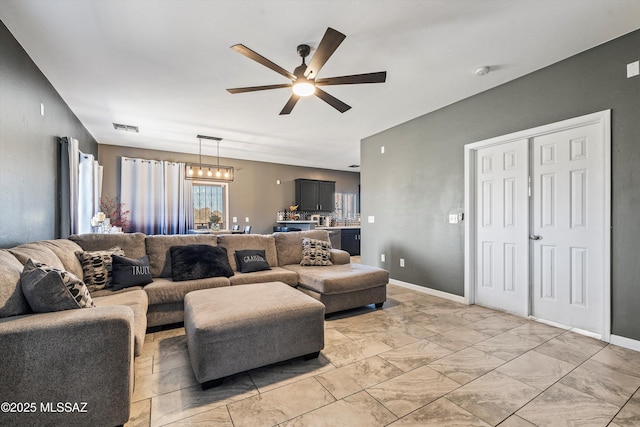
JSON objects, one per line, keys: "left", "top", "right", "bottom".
{"left": 193, "top": 182, "right": 228, "bottom": 229}
{"left": 334, "top": 192, "right": 358, "bottom": 219}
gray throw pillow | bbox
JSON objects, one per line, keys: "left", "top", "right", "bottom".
{"left": 300, "top": 238, "right": 333, "bottom": 266}
{"left": 20, "top": 259, "right": 95, "bottom": 313}
{"left": 75, "top": 246, "right": 125, "bottom": 292}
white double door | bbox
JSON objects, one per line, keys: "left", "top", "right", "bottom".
{"left": 472, "top": 112, "right": 609, "bottom": 336}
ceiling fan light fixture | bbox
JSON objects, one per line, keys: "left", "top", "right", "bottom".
{"left": 228, "top": 28, "right": 386, "bottom": 114}
{"left": 292, "top": 79, "right": 315, "bottom": 97}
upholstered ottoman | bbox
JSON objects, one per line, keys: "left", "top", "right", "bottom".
{"left": 283, "top": 263, "right": 389, "bottom": 314}
{"left": 184, "top": 281, "right": 325, "bottom": 388}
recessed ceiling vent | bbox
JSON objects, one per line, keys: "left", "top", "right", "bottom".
{"left": 113, "top": 123, "right": 139, "bottom": 133}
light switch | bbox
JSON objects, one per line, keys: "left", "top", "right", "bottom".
{"left": 381, "top": 254, "right": 385, "bottom": 262}
{"left": 367, "top": 216, "right": 375, "bottom": 223}
{"left": 232, "top": 217, "right": 237, "bottom": 223}
{"left": 380, "top": 146, "right": 385, "bottom": 154}
{"left": 40, "top": 102, "right": 45, "bottom": 117}
{"left": 628, "top": 61, "right": 639, "bottom": 78}
{"left": 400, "top": 258, "right": 405, "bottom": 267}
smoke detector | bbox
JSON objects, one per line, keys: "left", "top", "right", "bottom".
{"left": 475, "top": 66, "right": 491, "bottom": 76}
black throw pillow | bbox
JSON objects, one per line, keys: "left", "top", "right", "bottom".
{"left": 111, "top": 255, "right": 153, "bottom": 290}
{"left": 234, "top": 249, "right": 272, "bottom": 273}
{"left": 170, "top": 244, "right": 234, "bottom": 281}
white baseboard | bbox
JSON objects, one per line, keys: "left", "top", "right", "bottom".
{"left": 610, "top": 334, "right": 640, "bottom": 352}
{"left": 389, "top": 279, "right": 467, "bottom": 304}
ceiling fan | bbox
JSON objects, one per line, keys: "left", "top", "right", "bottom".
{"left": 227, "top": 27, "right": 387, "bottom": 115}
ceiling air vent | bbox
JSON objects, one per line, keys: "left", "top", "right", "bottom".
{"left": 113, "top": 123, "right": 139, "bottom": 133}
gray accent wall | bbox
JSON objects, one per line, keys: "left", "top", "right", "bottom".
{"left": 0, "top": 20, "right": 97, "bottom": 248}
{"left": 362, "top": 29, "right": 640, "bottom": 340}
{"left": 98, "top": 144, "right": 360, "bottom": 235}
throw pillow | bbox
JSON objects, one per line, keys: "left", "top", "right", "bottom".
{"left": 234, "top": 249, "right": 272, "bottom": 273}
{"left": 170, "top": 244, "right": 234, "bottom": 281}
{"left": 300, "top": 238, "right": 333, "bottom": 266}
{"left": 20, "top": 259, "right": 95, "bottom": 313}
{"left": 75, "top": 247, "right": 125, "bottom": 292}
{"left": 111, "top": 255, "right": 153, "bottom": 290}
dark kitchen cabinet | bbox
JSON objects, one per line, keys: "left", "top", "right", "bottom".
{"left": 341, "top": 228, "right": 361, "bottom": 256}
{"left": 295, "top": 179, "right": 335, "bottom": 211}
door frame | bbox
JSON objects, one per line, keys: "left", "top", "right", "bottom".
{"left": 464, "top": 110, "right": 611, "bottom": 340}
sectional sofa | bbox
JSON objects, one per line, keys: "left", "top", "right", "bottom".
{"left": 0, "top": 230, "right": 388, "bottom": 426}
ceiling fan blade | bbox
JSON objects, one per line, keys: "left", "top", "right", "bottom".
{"left": 231, "top": 44, "right": 295, "bottom": 80}
{"left": 315, "top": 88, "right": 351, "bottom": 113}
{"left": 227, "top": 83, "right": 292, "bottom": 94}
{"left": 304, "top": 27, "right": 346, "bottom": 78}
{"left": 279, "top": 94, "right": 300, "bottom": 115}
{"left": 315, "top": 71, "right": 387, "bottom": 86}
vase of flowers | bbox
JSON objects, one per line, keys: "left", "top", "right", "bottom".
{"left": 99, "top": 196, "right": 131, "bottom": 232}
{"left": 209, "top": 213, "right": 222, "bottom": 230}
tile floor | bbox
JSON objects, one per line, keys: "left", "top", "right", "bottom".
{"left": 126, "top": 284, "right": 640, "bottom": 426}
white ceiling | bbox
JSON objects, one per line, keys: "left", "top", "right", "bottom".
{"left": 1, "top": 1, "right": 639, "bottom": 171}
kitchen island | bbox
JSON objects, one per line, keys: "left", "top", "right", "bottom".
{"left": 315, "top": 226, "right": 361, "bottom": 256}
{"left": 275, "top": 220, "right": 318, "bottom": 231}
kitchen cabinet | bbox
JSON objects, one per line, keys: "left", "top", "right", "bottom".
{"left": 340, "top": 228, "right": 361, "bottom": 256}
{"left": 295, "top": 179, "right": 335, "bottom": 211}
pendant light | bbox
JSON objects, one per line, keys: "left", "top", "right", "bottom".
{"left": 185, "top": 135, "right": 234, "bottom": 181}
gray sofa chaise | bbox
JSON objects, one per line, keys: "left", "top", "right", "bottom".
{"left": 0, "top": 230, "right": 387, "bottom": 426}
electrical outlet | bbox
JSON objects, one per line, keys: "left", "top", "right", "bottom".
{"left": 232, "top": 217, "right": 237, "bottom": 223}
{"left": 380, "top": 146, "right": 385, "bottom": 154}
{"left": 449, "top": 214, "right": 458, "bottom": 224}
{"left": 368, "top": 216, "right": 375, "bottom": 223}
{"left": 245, "top": 217, "right": 250, "bottom": 223}
{"left": 400, "top": 258, "right": 405, "bottom": 267}
{"left": 381, "top": 254, "right": 385, "bottom": 262}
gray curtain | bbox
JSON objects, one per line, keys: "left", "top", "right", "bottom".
{"left": 120, "top": 157, "right": 193, "bottom": 235}
{"left": 58, "top": 137, "right": 72, "bottom": 238}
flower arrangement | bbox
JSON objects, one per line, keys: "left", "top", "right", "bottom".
{"left": 99, "top": 196, "right": 131, "bottom": 231}
{"left": 209, "top": 213, "right": 222, "bottom": 230}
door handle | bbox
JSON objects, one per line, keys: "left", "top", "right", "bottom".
{"left": 529, "top": 234, "right": 542, "bottom": 240}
